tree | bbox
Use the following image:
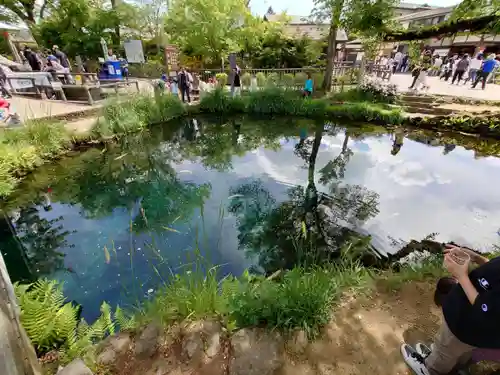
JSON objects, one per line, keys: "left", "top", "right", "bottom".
{"left": 35, "top": 0, "right": 137, "bottom": 58}
{"left": 165, "top": 0, "right": 250, "bottom": 66}
{"left": 312, "top": 0, "right": 397, "bottom": 90}
{"left": 0, "top": 0, "right": 44, "bottom": 26}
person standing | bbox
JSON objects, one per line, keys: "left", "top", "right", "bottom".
{"left": 451, "top": 54, "right": 469, "bottom": 85}
{"left": 472, "top": 55, "right": 498, "bottom": 90}
{"left": 23, "top": 46, "right": 42, "bottom": 71}
{"left": 178, "top": 67, "right": 191, "bottom": 103}
{"left": 232, "top": 67, "right": 241, "bottom": 97}
{"left": 394, "top": 51, "right": 403, "bottom": 72}
{"left": 466, "top": 54, "right": 483, "bottom": 84}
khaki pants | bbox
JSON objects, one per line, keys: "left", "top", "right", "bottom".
{"left": 426, "top": 320, "right": 476, "bottom": 375}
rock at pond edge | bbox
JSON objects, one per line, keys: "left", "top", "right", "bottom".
{"left": 56, "top": 359, "right": 93, "bottom": 375}
{"left": 135, "top": 323, "right": 162, "bottom": 358}
{"left": 230, "top": 328, "right": 284, "bottom": 375}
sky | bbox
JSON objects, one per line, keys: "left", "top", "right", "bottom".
{"left": 250, "top": 0, "right": 461, "bottom": 17}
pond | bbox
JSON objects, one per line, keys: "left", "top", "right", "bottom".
{"left": 2, "top": 117, "right": 500, "bottom": 321}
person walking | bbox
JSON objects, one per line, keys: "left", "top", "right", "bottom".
{"left": 178, "top": 67, "right": 191, "bottom": 103}
{"left": 465, "top": 54, "right": 483, "bottom": 84}
{"left": 401, "top": 53, "right": 409, "bottom": 73}
{"left": 401, "top": 245, "right": 500, "bottom": 375}
{"left": 472, "top": 55, "right": 498, "bottom": 90}
{"left": 394, "top": 51, "right": 403, "bottom": 72}
{"left": 431, "top": 55, "right": 442, "bottom": 76}
{"left": 451, "top": 54, "right": 469, "bottom": 85}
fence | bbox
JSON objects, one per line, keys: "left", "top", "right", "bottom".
{"left": 192, "top": 65, "right": 360, "bottom": 90}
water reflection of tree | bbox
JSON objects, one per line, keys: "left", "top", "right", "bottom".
{"left": 229, "top": 124, "right": 380, "bottom": 274}
{"left": 0, "top": 207, "right": 70, "bottom": 282}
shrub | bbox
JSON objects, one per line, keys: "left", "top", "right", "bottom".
{"left": 356, "top": 77, "right": 398, "bottom": 103}
{"left": 246, "top": 87, "right": 301, "bottom": 115}
{"left": 216, "top": 72, "right": 228, "bottom": 87}
{"left": 312, "top": 72, "right": 323, "bottom": 90}
{"left": 228, "top": 263, "right": 370, "bottom": 338}
{"left": 282, "top": 73, "right": 295, "bottom": 88}
{"left": 256, "top": 72, "right": 266, "bottom": 87}
{"left": 127, "top": 61, "right": 164, "bottom": 78}
{"left": 266, "top": 72, "right": 280, "bottom": 87}
{"left": 294, "top": 72, "right": 307, "bottom": 87}
{"left": 153, "top": 93, "right": 186, "bottom": 123}
{"left": 241, "top": 72, "right": 251, "bottom": 87}
{"left": 199, "top": 88, "right": 246, "bottom": 113}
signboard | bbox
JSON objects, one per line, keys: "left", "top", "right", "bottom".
{"left": 165, "top": 45, "right": 179, "bottom": 71}
{"left": 9, "top": 78, "right": 34, "bottom": 90}
{"left": 124, "top": 40, "right": 145, "bottom": 63}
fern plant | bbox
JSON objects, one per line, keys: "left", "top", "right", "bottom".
{"left": 15, "top": 279, "right": 136, "bottom": 365}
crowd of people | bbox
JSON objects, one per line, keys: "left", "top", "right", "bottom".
{"left": 377, "top": 48, "right": 500, "bottom": 92}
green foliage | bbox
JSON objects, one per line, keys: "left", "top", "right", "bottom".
{"left": 165, "top": 0, "right": 250, "bottom": 64}
{"left": 34, "top": 0, "right": 138, "bottom": 59}
{"left": 127, "top": 61, "right": 165, "bottom": 78}
{"left": 0, "top": 120, "right": 70, "bottom": 197}
{"left": 216, "top": 73, "right": 228, "bottom": 87}
{"left": 282, "top": 73, "right": 295, "bottom": 87}
{"left": 256, "top": 72, "right": 266, "bottom": 87}
{"left": 295, "top": 72, "right": 307, "bottom": 87}
{"left": 94, "top": 93, "right": 186, "bottom": 137}
{"left": 266, "top": 72, "right": 280, "bottom": 87}
{"left": 15, "top": 279, "right": 135, "bottom": 365}
{"left": 379, "top": 255, "right": 445, "bottom": 291}
{"left": 197, "top": 87, "right": 402, "bottom": 124}
{"left": 228, "top": 262, "right": 371, "bottom": 337}
{"left": 199, "top": 88, "right": 246, "bottom": 113}
{"left": 241, "top": 72, "right": 252, "bottom": 87}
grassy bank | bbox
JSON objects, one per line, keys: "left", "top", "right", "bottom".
{"left": 15, "top": 250, "right": 449, "bottom": 371}
{"left": 198, "top": 88, "right": 405, "bottom": 125}
{"left": 0, "top": 120, "right": 71, "bottom": 197}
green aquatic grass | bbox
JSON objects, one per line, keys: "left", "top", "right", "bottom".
{"left": 0, "top": 119, "right": 70, "bottom": 197}
{"left": 198, "top": 88, "right": 404, "bottom": 125}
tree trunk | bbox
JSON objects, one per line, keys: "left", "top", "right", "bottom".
{"left": 110, "top": 0, "right": 121, "bottom": 47}
{"left": 322, "top": 23, "right": 337, "bottom": 92}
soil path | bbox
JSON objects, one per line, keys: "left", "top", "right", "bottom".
{"left": 281, "top": 282, "right": 441, "bottom": 375}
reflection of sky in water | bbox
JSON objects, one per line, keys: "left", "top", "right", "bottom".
{"left": 3, "top": 127, "right": 500, "bottom": 321}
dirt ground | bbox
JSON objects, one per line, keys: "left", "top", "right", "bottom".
{"left": 280, "top": 281, "right": 441, "bottom": 375}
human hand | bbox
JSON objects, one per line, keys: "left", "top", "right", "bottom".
{"left": 444, "top": 245, "right": 480, "bottom": 263}
{"left": 443, "top": 253, "right": 470, "bottom": 280}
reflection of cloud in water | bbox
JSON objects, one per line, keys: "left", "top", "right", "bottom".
{"left": 231, "top": 133, "right": 500, "bottom": 252}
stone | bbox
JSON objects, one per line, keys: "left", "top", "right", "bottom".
{"left": 135, "top": 323, "right": 162, "bottom": 358}
{"left": 229, "top": 328, "right": 284, "bottom": 375}
{"left": 205, "top": 331, "right": 221, "bottom": 358}
{"left": 182, "top": 333, "right": 204, "bottom": 360}
{"left": 56, "top": 359, "right": 93, "bottom": 375}
{"left": 96, "top": 348, "right": 116, "bottom": 366}
{"left": 286, "top": 330, "right": 308, "bottom": 355}
{"left": 97, "top": 333, "right": 132, "bottom": 365}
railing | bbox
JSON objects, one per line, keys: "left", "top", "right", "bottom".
{"left": 191, "top": 64, "right": 360, "bottom": 89}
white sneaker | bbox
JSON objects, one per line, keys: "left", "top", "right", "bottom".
{"left": 415, "top": 342, "right": 432, "bottom": 358}
{"left": 401, "top": 343, "right": 431, "bottom": 375}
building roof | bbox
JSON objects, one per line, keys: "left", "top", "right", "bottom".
{"left": 395, "top": 2, "right": 438, "bottom": 10}
{"left": 265, "top": 13, "right": 326, "bottom": 25}
{"left": 395, "top": 5, "right": 455, "bottom": 21}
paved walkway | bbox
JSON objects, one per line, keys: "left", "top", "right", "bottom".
{"left": 389, "top": 73, "right": 500, "bottom": 101}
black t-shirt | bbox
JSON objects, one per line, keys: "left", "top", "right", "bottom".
{"left": 443, "top": 256, "right": 500, "bottom": 348}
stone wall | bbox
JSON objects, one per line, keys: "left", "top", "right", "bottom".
{"left": 0, "top": 251, "right": 41, "bottom": 375}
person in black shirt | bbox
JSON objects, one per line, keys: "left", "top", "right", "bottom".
{"left": 232, "top": 67, "right": 241, "bottom": 96}
{"left": 23, "top": 46, "right": 42, "bottom": 71}
{"left": 401, "top": 245, "right": 500, "bottom": 375}
{"left": 178, "top": 67, "right": 191, "bottom": 103}
{"left": 52, "top": 45, "right": 70, "bottom": 69}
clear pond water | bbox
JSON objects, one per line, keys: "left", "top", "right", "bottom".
{"left": 2, "top": 117, "right": 500, "bottom": 321}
